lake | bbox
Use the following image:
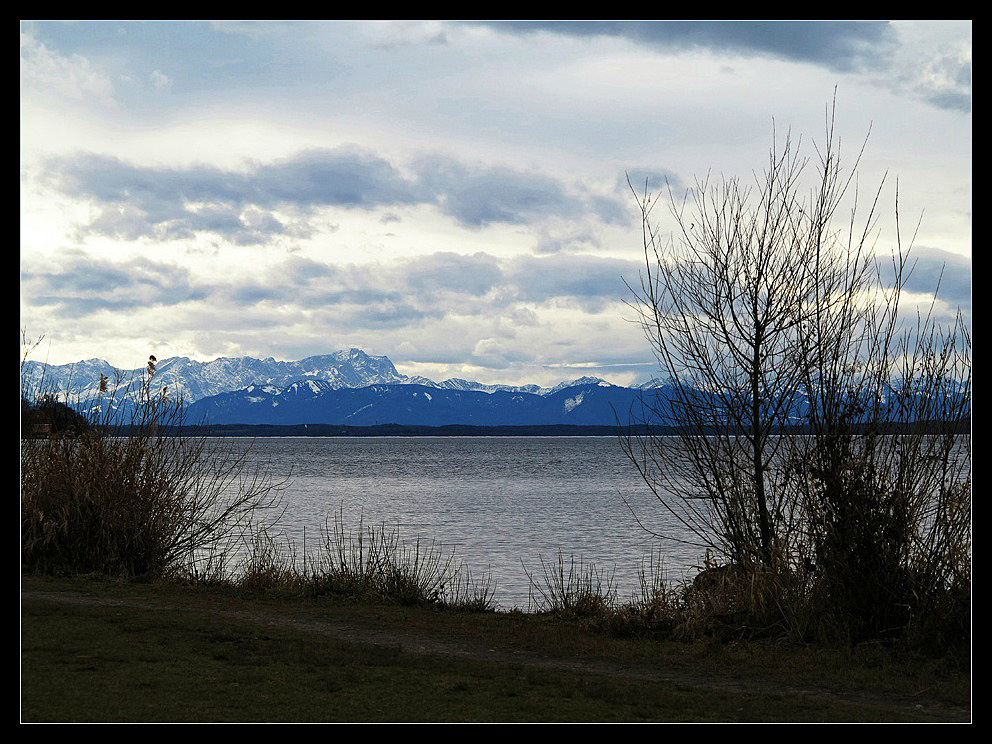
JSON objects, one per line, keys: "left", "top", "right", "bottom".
{"left": 221, "top": 436, "right": 704, "bottom": 610}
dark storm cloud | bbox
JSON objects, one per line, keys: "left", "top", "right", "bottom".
{"left": 481, "top": 21, "right": 896, "bottom": 73}
{"left": 47, "top": 147, "right": 619, "bottom": 241}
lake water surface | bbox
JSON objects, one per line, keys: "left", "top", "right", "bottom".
{"left": 229, "top": 436, "right": 703, "bottom": 610}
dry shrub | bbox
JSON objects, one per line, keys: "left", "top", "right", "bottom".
{"left": 622, "top": 100, "right": 972, "bottom": 653}
{"left": 20, "top": 364, "right": 282, "bottom": 579}
{"left": 306, "top": 510, "right": 497, "bottom": 610}
{"left": 523, "top": 551, "right": 617, "bottom": 618}
{"left": 234, "top": 528, "right": 305, "bottom": 593}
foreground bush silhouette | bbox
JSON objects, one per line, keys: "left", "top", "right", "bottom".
{"left": 20, "top": 357, "right": 282, "bottom": 579}
{"left": 623, "top": 97, "right": 971, "bottom": 651}
{"left": 21, "top": 395, "right": 89, "bottom": 438}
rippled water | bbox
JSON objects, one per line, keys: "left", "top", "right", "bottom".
{"left": 222, "top": 436, "right": 703, "bottom": 609}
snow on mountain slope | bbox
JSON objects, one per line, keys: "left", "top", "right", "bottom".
{"left": 23, "top": 349, "right": 621, "bottom": 405}
{"left": 22, "top": 348, "right": 405, "bottom": 404}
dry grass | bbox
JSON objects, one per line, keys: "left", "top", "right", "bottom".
{"left": 20, "top": 358, "right": 284, "bottom": 580}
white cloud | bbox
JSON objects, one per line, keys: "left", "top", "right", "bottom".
{"left": 19, "top": 21, "right": 971, "bottom": 383}
{"left": 149, "top": 69, "right": 172, "bottom": 90}
{"left": 878, "top": 22, "right": 971, "bottom": 112}
{"left": 20, "top": 31, "right": 116, "bottom": 108}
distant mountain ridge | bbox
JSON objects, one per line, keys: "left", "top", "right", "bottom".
{"left": 185, "top": 381, "right": 663, "bottom": 428}
{"left": 21, "top": 348, "right": 641, "bottom": 407}
{"left": 21, "top": 349, "right": 964, "bottom": 430}
{"left": 21, "top": 349, "right": 405, "bottom": 403}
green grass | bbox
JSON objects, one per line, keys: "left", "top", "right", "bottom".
{"left": 20, "top": 575, "right": 969, "bottom": 723}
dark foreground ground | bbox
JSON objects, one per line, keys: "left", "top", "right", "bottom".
{"left": 20, "top": 575, "right": 971, "bottom": 723}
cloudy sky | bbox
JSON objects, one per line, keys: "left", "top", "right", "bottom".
{"left": 20, "top": 21, "right": 971, "bottom": 387}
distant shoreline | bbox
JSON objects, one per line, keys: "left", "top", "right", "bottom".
{"left": 110, "top": 420, "right": 970, "bottom": 438}
{"left": 149, "top": 423, "right": 669, "bottom": 437}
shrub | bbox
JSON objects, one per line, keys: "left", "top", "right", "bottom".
{"left": 20, "top": 359, "right": 283, "bottom": 579}
{"left": 623, "top": 99, "right": 971, "bottom": 651}
{"left": 303, "top": 510, "right": 498, "bottom": 610}
{"left": 523, "top": 551, "right": 618, "bottom": 617}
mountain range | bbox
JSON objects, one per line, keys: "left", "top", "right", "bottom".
{"left": 21, "top": 348, "right": 968, "bottom": 430}
{"left": 21, "top": 349, "right": 668, "bottom": 428}
{"left": 184, "top": 380, "right": 662, "bottom": 427}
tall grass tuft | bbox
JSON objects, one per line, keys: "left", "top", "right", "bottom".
{"left": 305, "top": 510, "right": 497, "bottom": 610}
{"left": 523, "top": 551, "right": 617, "bottom": 617}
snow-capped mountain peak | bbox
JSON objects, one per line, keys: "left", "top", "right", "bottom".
{"left": 22, "top": 349, "right": 624, "bottom": 407}
{"left": 545, "top": 376, "right": 613, "bottom": 395}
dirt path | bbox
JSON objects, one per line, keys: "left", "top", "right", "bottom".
{"left": 22, "top": 589, "right": 970, "bottom": 722}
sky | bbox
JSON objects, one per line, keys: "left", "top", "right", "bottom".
{"left": 20, "top": 20, "right": 972, "bottom": 387}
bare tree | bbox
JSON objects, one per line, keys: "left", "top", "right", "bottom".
{"left": 623, "top": 99, "right": 970, "bottom": 644}
{"left": 624, "top": 118, "right": 856, "bottom": 567}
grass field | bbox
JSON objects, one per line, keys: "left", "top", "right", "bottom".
{"left": 20, "top": 574, "right": 970, "bottom": 723}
